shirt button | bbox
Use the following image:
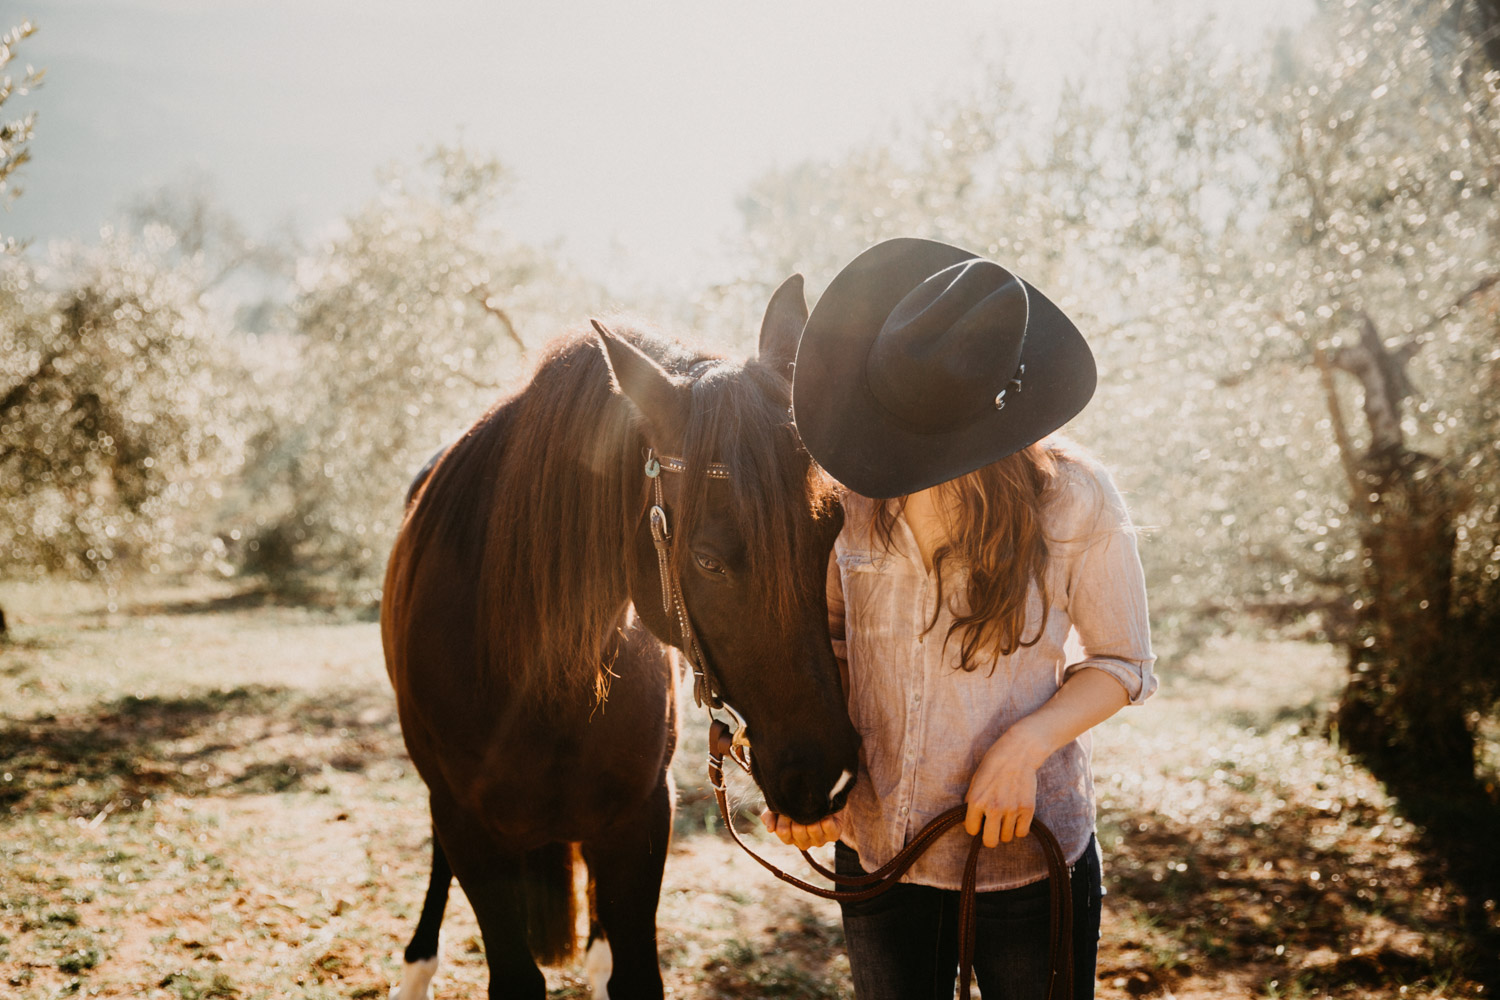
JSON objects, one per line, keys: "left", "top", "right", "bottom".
{"left": 913, "top": 692, "right": 922, "bottom": 703}
{"left": 899, "top": 806, "right": 909, "bottom": 816}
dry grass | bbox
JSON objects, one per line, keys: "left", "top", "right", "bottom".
{"left": 0, "top": 579, "right": 1487, "bottom": 998}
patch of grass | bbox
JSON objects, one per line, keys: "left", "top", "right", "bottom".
{"left": 56, "top": 947, "right": 99, "bottom": 973}
{"left": 20, "top": 908, "right": 80, "bottom": 932}
{"left": 159, "top": 970, "right": 241, "bottom": 999}
{"left": 701, "top": 934, "right": 850, "bottom": 999}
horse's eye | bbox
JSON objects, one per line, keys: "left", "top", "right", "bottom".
{"left": 694, "top": 553, "right": 726, "bottom": 575}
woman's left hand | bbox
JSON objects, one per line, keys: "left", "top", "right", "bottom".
{"left": 963, "top": 734, "right": 1042, "bottom": 847}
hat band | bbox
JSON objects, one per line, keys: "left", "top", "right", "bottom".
{"left": 992, "top": 364, "right": 1025, "bottom": 410}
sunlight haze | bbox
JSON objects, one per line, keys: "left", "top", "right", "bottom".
{"left": 11, "top": 0, "right": 1307, "bottom": 291}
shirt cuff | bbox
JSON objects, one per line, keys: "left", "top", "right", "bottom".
{"left": 1064, "top": 656, "right": 1158, "bottom": 705}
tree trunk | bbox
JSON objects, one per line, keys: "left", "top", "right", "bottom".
{"left": 1322, "top": 314, "right": 1499, "bottom": 982}
{"left": 1335, "top": 448, "right": 1474, "bottom": 785}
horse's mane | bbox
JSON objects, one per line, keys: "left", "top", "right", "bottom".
{"left": 399, "top": 324, "right": 835, "bottom": 708}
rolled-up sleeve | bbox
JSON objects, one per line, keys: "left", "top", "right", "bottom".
{"left": 1060, "top": 474, "right": 1157, "bottom": 705}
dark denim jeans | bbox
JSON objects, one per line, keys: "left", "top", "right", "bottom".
{"left": 835, "top": 837, "right": 1102, "bottom": 1000}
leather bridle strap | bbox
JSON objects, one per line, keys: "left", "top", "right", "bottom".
{"left": 708, "top": 721, "right": 1074, "bottom": 1000}
{"left": 644, "top": 448, "right": 730, "bottom": 712}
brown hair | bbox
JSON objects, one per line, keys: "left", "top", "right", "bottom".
{"left": 870, "top": 439, "right": 1065, "bottom": 673}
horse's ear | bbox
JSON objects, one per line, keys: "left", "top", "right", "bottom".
{"left": 592, "top": 320, "right": 690, "bottom": 441}
{"left": 757, "top": 274, "right": 807, "bottom": 382}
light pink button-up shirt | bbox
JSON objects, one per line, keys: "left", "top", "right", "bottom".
{"left": 829, "top": 455, "right": 1157, "bottom": 891}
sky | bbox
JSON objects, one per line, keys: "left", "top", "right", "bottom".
{"left": 4, "top": 0, "right": 1310, "bottom": 293}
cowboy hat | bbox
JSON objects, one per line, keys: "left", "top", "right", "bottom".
{"left": 792, "top": 238, "right": 1096, "bottom": 499}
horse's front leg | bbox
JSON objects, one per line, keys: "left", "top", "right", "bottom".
{"left": 581, "top": 774, "right": 674, "bottom": 1000}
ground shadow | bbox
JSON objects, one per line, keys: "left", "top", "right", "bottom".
{"left": 0, "top": 684, "right": 405, "bottom": 814}
{"left": 1097, "top": 789, "right": 1484, "bottom": 997}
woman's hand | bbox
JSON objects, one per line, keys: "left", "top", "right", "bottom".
{"left": 760, "top": 808, "right": 844, "bottom": 850}
{"left": 965, "top": 669, "right": 1133, "bottom": 847}
{"left": 964, "top": 731, "right": 1044, "bottom": 847}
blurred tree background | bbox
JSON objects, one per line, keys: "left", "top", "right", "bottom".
{"left": 1, "top": 0, "right": 1498, "bottom": 982}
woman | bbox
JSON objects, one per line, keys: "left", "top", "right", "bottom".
{"left": 764, "top": 239, "right": 1157, "bottom": 999}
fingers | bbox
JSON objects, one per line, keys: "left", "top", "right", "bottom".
{"left": 975, "top": 805, "right": 1035, "bottom": 848}
{"left": 965, "top": 801, "right": 985, "bottom": 838}
{"left": 983, "top": 809, "right": 1003, "bottom": 848}
{"left": 761, "top": 809, "right": 842, "bottom": 849}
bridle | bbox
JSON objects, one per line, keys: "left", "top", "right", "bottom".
{"left": 641, "top": 446, "right": 754, "bottom": 771}
{"left": 639, "top": 446, "right": 1074, "bottom": 1000}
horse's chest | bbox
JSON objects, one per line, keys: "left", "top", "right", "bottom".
{"left": 462, "top": 713, "right": 672, "bottom": 843}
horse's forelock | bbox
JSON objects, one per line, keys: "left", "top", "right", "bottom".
{"left": 674, "top": 359, "right": 835, "bottom": 622}
{"left": 462, "top": 329, "right": 672, "bottom": 707}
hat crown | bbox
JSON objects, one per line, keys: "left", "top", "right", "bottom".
{"left": 864, "top": 258, "right": 1029, "bottom": 434}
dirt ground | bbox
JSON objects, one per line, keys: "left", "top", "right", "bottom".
{"left": 0, "top": 580, "right": 1489, "bottom": 999}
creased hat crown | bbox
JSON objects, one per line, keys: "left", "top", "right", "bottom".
{"left": 864, "top": 258, "right": 1029, "bottom": 434}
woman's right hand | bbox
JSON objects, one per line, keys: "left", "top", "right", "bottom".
{"left": 760, "top": 808, "right": 844, "bottom": 850}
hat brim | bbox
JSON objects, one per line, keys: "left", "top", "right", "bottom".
{"left": 793, "top": 238, "right": 1096, "bottom": 499}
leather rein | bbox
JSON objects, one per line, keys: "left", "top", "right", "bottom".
{"left": 643, "top": 448, "right": 1074, "bottom": 1000}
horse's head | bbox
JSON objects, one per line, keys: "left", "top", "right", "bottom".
{"left": 595, "top": 279, "right": 861, "bottom": 825}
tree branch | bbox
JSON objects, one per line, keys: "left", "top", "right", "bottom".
{"left": 0, "top": 347, "right": 60, "bottom": 417}
{"left": 1415, "top": 271, "right": 1500, "bottom": 341}
{"left": 469, "top": 286, "right": 526, "bottom": 355}
{"left": 443, "top": 366, "right": 502, "bottom": 392}
{"left": 1314, "top": 347, "right": 1369, "bottom": 514}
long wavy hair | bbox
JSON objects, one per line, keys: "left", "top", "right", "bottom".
{"left": 870, "top": 439, "right": 1066, "bottom": 673}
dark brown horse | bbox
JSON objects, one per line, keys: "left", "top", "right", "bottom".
{"left": 381, "top": 278, "right": 861, "bottom": 999}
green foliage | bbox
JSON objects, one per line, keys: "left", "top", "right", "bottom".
{"left": 0, "top": 231, "right": 247, "bottom": 578}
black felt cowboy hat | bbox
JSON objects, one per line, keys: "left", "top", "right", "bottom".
{"left": 792, "top": 238, "right": 1096, "bottom": 499}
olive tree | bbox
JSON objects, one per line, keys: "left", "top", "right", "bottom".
{"left": 236, "top": 145, "right": 604, "bottom": 594}
{"left": 0, "top": 229, "right": 247, "bottom": 578}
